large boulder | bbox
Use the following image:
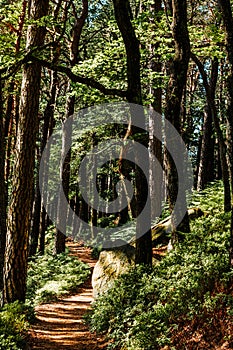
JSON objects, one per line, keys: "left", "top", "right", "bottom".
{"left": 92, "top": 243, "right": 135, "bottom": 298}
{"left": 92, "top": 208, "right": 204, "bottom": 298}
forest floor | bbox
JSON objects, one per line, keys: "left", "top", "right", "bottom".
{"left": 28, "top": 242, "right": 109, "bottom": 350}
{"left": 28, "top": 242, "right": 233, "bottom": 350}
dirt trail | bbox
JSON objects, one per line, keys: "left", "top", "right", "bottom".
{"left": 29, "top": 242, "right": 109, "bottom": 350}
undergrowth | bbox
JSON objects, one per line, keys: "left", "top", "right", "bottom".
{"left": 26, "top": 235, "right": 90, "bottom": 306}
{"left": 0, "top": 228, "right": 91, "bottom": 349}
{"left": 0, "top": 301, "right": 34, "bottom": 350}
{"left": 86, "top": 181, "right": 233, "bottom": 349}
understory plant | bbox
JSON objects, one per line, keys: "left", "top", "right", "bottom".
{"left": 26, "top": 226, "right": 90, "bottom": 306}
{"left": 26, "top": 242, "right": 90, "bottom": 305}
{"left": 86, "top": 181, "right": 233, "bottom": 349}
{"left": 0, "top": 301, "right": 33, "bottom": 350}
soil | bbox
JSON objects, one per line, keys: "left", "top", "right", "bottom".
{"left": 28, "top": 242, "right": 109, "bottom": 350}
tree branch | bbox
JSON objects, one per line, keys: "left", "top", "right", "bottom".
{"left": 33, "top": 56, "right": 128, "bottom": 98}
{"left": 0, "top": 52, "right": 128, "bottom": 98}
{"left": 190, "top": 52, "right": 210, "bottom": 95}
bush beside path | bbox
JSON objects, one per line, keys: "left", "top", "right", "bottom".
{"left": 29, "top": 243, "right": 109, "bottom": 350}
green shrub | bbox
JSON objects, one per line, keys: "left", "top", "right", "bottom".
{"left": 91, "top": 245, "right": 102, "bottom": 259}
{"left": 86, "top": 181, "right": 233, "bottom": 349}
{"left": 27, "top": 250, "right": 90, "bottom": 305}
{"left": 0, "top": 301, "right": 33, "bottom": 350}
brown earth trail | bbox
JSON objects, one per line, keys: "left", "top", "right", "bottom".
{"left": 29, "top": 242, "right": 109, "bottom": 350}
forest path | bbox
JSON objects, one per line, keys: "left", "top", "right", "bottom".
{"left": 29, "top": 242, "right": 109, "bottom": 350}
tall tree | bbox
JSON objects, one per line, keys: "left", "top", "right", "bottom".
{"left": 3, "top": 0, "right": 49, "bottom": 303}
{"left": 164, "top": 0, "right": 191, "bottom": 244}
{"left": 54, "top": 0, "right": 88, "bottom": 255}
{"left": 191, "top": 54, "right": 231, "bottom": 212}
{"left": 4, "top": 0, "right": 27, "bottom": 188}
{"left": 217, "top": 0, "right": 233, "bottom": 266}
{"left": 0, "top": 75, "right": 6, "bottom": 294}
{"left": 30, "top": 0, "right": 64, "bottom": 256}
{"left": 196, "top": 105, "right": 215, "bottom": 191}
{"left": 148, "top": 0, "right": 163, "bottom": 222}
{"left": 112, "top": 0, "right": 152, "bottom": 265}
{"left": 30, "top": 69, "right": 58, "bottom": 256}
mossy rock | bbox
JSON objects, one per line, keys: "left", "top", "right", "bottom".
{"left": 92, "top": 208, "right": 204, "bottom": 298}
{"left": 92, "top": 243, "right": 135, "bottom": 298}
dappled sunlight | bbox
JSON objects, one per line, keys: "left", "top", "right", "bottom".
{"left": 29, "top": 243, "right": 109, "bottom": 350}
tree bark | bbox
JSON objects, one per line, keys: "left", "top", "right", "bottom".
{"left": 113, "top": 0, "right": 152, "bottom": 265}
{"left": 30, "top": 70, "right": 58, "bottom": 256}
{"left": 30, "top": 0, "right": 62, "bottom": 256}
{"left": 54, "top": 116, "right": 71, "bottom": 254}
{"left": 197, "top": 105, "right": 215, "bottom": 190}
{"left": 217, "top": 0, "right": 233, "bottom": 266}
{"left": 196, "top": 58, "right": 218, "bottom": 191}
{"left": 4, "top": 1, "right": 27, "bottom": 188}
{"left": 3, "top": 0, "right": 49, "bottom": 304}
{"left": 191, "top": 54, "right": 231, "bottom": 212}
{"left": 54, "top": 0, "right": 88, "bottom": 255}
{"left": 164, "top": 0, "right": 191, "bottom": 244}
{"left": 149, "top": 0, "right": 163, "bottom": 221}
{"left": 0, "top": 75, "right": 7, "bottom": 294}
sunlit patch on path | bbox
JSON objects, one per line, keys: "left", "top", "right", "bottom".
{"left": 29, "top": 243, "right": 109, "bottom": 350}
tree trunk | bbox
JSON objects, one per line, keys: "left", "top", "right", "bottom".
{"left": 217, "top": 0, "right": 233, "bottom": 266}
{"left": 54, "top": 0, "right": 88, "bottom": 254}
{"left": 197, "top": 106, "right": 215, "bottom": 190}
{"left": 30, "top": 0, "right": 62, "bottom": 255}
{"left": 191, "top": 54, "right": 231, "bottom": 212}
{"left": 3, "top": 0, "right": 49, "bottom": 304}
{"left": 30, "top": 70, "right": 58, "bottom": 256}
{"left": 4, "top": 82, "right": 15, "bottom": 187}
{"left": 149, "top": 0, "right": 163, "bottom": 221}
{"left": 113, "top": 0, "right": 152, "bottom": 265}
{"left": 54, "top": 117, "right": 71, "bottom": 254}
{"left": 4, "top": 0, "right": 27, "bottom": 188}
{"left": 0, "top": 75, "right": 7, "bottom": 294}
{"left": 164, "top": 0, "right": 191, "bottom": 244}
